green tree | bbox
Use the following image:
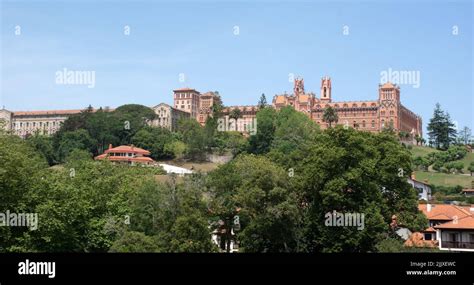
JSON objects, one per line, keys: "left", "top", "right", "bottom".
{"left": 427, "top": 103, "right": 457, "bottom": 150}
{"left": 322, "top": 106, "right": 338, "bottom": 127}
{"left": 26, "top": 133, "right": 56, "bottom": 165}
{"left": 458, "top": 126, "right": 472, "bottom": 145}
{"left": 468, "top": 162, "right": 474, "bottom": 176}
{"left": 207, "top": 155, "right": 301, "bottom": 252}
{"left": 0, "top": 133, "right": 47, "bottom": 252}
{"left": 178, "top": 119, "right": 207, "bottom": 161}
{"left": 109, "top": 231, "right": 161, "bottom": 252}
{"left": 113, "top": 104, "right": 158, "bottom": 145}
{"left": 229, "top": 108, "right": 242, "bottom": 122}
{"left": 56, "top": 129, "right": 97, "bottom": 162}
{"left": 294, "top": 127, "right": 426, "bottom": 252}
{"left": 131, "top": 126, "right": 176, "bottom": 159}
{"left": 248, "top": 107, "right": 277, "bottom": 154}
{"left": 268, "top": 106, "right": 318, "bottom": 169}
{"left": 164, "top": 140, "right": 187, "bottom": 160}
{"left": 258, "top": 93, "right": 267, "bottom": 109}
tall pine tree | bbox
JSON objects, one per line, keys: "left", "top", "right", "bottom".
{"left": 258, "top": 93, "right": 267, "bottom": 109}
{"left": 427, "top": 103, "right": 457, "bottom": 150}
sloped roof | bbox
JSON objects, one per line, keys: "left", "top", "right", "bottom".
{"left": 13, "top": 109, "right": 85, "bottom": 116}
{"left": 418, "top": 204, "right": 472, "bottom": 221}
{"left": 434, "top": 216, "right": 474, "bottom": 230}
{"left": 104, "top": 145, "right": 150, "bottom": 155}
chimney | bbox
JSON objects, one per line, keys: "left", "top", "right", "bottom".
{"left": 108, "top": 144, "right": 112, "bottom": 150}
{"left": 427, "top": 204, "right": 432, "bottom": 212}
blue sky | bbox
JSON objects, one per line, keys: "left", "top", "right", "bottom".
{"left": 1, "top": 0, "right": 473, "bottom": 135}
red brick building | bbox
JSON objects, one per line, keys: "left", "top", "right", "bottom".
{"left": 173, "top": 88, "right": 222, "bottom": 126}
{"left": 271, "top": 77, "right": 422, "bottom": 137}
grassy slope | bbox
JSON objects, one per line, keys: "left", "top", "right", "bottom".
{"left": 413, "top": 171, "right": 472, "bottom": 188}
{"left": 458, "top": 152, "right": 474, "bottom": 172}
{"left": 410, "top": 146, "right": 473, "bottom": 188}
{"left": 410, "top": 145, "right": 440, "bottom": 157}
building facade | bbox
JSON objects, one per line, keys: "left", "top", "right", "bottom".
{"left": 271, "top": 77, "right": 422, "bottom": 137}
{"left": 0, "top": 76, "right": 423, "bottom": 138}
{"left": 407, "top": 173, "right": 432, "bottom": 201}
{"left": 0, "top": 107, "right": 84, "bottom": 138}
{"left": 405, "top": 203, "right": 474, "bottom": 251}
{"left": 150, "top": 103, "right": 190, "bottom": 131}
{"left": 172, "top": 88, "right": 222, "bottom": 126}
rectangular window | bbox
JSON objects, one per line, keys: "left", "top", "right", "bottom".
{"left": 450, "top": 233, "right": 457, "bottom": 242}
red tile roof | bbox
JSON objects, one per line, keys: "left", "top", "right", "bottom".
{"left": 94, "top": 145, "right": 154, "bottom": 164}
{"left": 104, "top": 145, "right": 150, "bottom": 155}
{"left": 13, "top": 109, "right": 85, "bottom": 116}
{"left": 419, "top": 204, "right": 472, "bottom": 221}
{"left": 173, "top": 87, "right": 198, "bottom": 92}
{"left": 434, "top": 216, "right": 474, "bottom": 230}
{"left": 422, "top": 227, "right": 436, "bottom": 233}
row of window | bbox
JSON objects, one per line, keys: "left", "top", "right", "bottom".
{"left": 381, "top": 110, "right": 395, "bottom": 116}
{"left": 382, "top": 91, "right": 394, "bottom": 100}
{"left": 176, "top": 93, "right": 197, "bottom": 99}
{"left": 315, "top": 120, "right": 377, "bottom": 128}
{"left": 316, "top": 103, "right": 377, "bottom": 109}
{"left": 15, "top": 121, "right": 61, "bottom": 128}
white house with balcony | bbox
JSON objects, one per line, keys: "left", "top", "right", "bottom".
{"left": 435, "top": 215, "right": 474, "bottom": 252}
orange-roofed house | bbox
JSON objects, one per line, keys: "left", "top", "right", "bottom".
{"left": 411, "top": 203, "right": 474, "bottom": 252}
{"left": 94, "top": 144, "right": 155, "bottom": 165}
{"left": 435, "top": 215, "right": 474, "bottom": 251}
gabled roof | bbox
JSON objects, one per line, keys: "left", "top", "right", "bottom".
{"left": 104, "top": 145, "right": 150, "bottom": 155}
{"left": 429, "top": 214, "right": 452, "bottom": 221}
{"left": 422, "top": 227, "right": 436, "bottom": 233}
{"left": 434, "top": 216, "right": 474, "bottom": 230}
{"left": 418, "top": 204, "right": 472, "bottom": 221}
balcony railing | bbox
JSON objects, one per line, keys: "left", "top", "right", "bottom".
{"left": 442, "top": 241, "right": 474, "bottom": 249}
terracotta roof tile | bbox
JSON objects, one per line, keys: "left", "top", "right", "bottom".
{"left": 419, "top": 204, "right": 472, "bottom": 221}
{"left": 434, "top": 216, "right": 474, "bottom": 230}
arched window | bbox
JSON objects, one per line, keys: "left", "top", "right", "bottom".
{"left": 362, "top": 121, "right": 366, "bottom": 128}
